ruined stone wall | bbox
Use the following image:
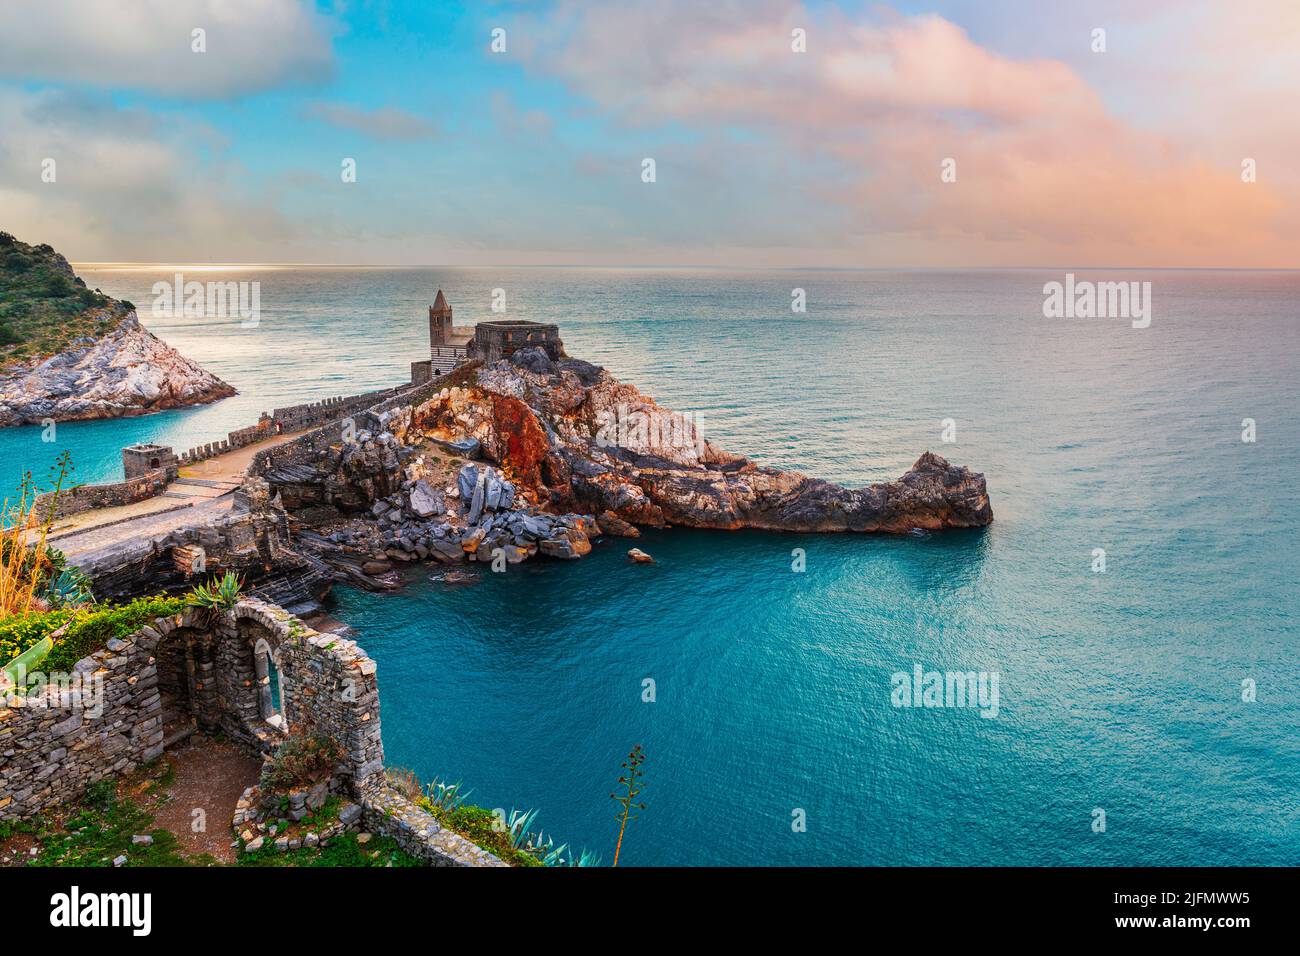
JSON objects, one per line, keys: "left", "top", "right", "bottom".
{"left": 171, "top": 387, "right": 408, "bottom": 468}
{"left": 218, "top": 601, "right": 386, "bottom": 793}
{"left": 0, "top": 599, "right": 385, "bottom": 821}
{"left": 0, "top": 627, "right": 164, "bottom": 820}
{"left": 268, "top": 388, "right": 404, "bottom": 434}
{"left": 73, "top": 507, "right": 299, "bottom": 604}
{"left": 32, "top": 469, "right": 173, "bottom": 521}
{"left": 38, "top": 372, "right": 422, "bottom": 523}
{"left": 361, "top": 787, "right": 507, "bottom": 867}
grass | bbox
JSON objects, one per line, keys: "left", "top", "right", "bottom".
{"left": 232, "top": 776, "right": 420, "bottom": 867}
{"left": 2, "top": 759, "right": 425, "bottom": 869}
{"left": 0, "top": 594, "right": 186, "bottom": 673}
{"left": 237, "top": 831, "right": 421, "bottom": 868}
{"left": 0, "top": 231, "right": 128, "bottom": 370}
{"left": 20, "top": 778, "right": 216, "bottom": 868}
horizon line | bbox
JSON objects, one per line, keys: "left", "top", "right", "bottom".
{"left": 71, "top": 262, "right": 1300, "bottom": 273}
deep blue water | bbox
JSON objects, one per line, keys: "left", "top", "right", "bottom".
{"left": 4, "top": 266, "right": 1297, "bottom": 865}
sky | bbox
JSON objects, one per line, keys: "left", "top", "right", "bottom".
{"left": 0, "top": 0, "right": 1296, "bottom": 268}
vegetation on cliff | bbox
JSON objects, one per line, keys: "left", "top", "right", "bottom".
{"left": 0, "top": 594, "right": 185, "bottom": 674}
{"left": 388, "top": 767, "right": 600, "bottom": 867}
{"left": 0, "top": 230, "right": 233, "bottom": 426}
{"left": 0, "top": 231, "right": 131, "bottom": 370}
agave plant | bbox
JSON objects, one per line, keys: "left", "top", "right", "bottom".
{"left": 45, "top": 565, "right": 95, "bottom": 608}
{"left": 535, "top": 837, "right": 601, "bottom": 867}
{"left": 425, "top": 777, "right": 472, "bottom": 812}
{"left": 538, "top": 838, "right": 568, "bottom": 866}
{"left": 565, "top": 848, "right": 602, "bottom": 868}
{"left": 185, "top": 571, "right": 243, "bottom": 615}
{"left": 504, "top": 807, "right": 539, "bottom": 850}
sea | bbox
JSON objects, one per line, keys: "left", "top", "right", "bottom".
{"left": 3, "top": 265, "right": 1296, "bottom": 866}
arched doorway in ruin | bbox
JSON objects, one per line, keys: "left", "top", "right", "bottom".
{"left": 147, "top": 610, "right": 294, "bottom": 753}
{"left": 154, "top": 626, "right": 204, "bottom": 748}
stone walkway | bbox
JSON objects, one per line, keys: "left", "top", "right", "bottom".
{"left": 44, "top": 428, "right": 310, "bottom": 564}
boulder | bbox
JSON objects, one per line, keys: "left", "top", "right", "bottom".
{"left": 434, "top": 436, "right": 482, "bottom": 459}
{"left": 627, "top": 548, "right": 654, "bottom": 563}
{"left": 597, "top": 510, "right": 640, "bottom": 538}
{"left": 408, "top": 480, "right": 442, "bottom": 518}
{"left": 468, "top": 470, "right": 487, "bottom": 523}
{"left": 511, "top": 346, "right": 554, "bottom": 375}
{"left": 519, "top": 514, "right": 555, "bottom": 540}
{"left": 540, "top": 529, "right": 592, "bottom": 560}
{"left": 458, "top": 464, "right": 516, "bottom": 522}
{"left": 428, "top": 538, "right": 466, "bottom": 563}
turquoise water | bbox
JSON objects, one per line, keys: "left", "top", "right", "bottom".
{"left": 5, "top": 267, "right": 1297, "bottom": 865}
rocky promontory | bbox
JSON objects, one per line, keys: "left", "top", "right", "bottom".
{"left": 260, "top": 348, "right": 991, "bottom": 579}
{"left": 0, "top": 231, "right": 234, "bottom": 426}
{"left": 398, "top": 351, "right": 992, "bottom": 533}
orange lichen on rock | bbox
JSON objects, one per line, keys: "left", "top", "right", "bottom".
{"left": 490, "top": 394, "right": 549, "bottom": 490}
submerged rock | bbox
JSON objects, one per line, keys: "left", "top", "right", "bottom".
{"left": 627, "top": 548, "right": 654, "bottom": 564}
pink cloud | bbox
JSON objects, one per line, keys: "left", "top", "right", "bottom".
{"left": 509, "top": 1, "right": 1296, "bottom": 266}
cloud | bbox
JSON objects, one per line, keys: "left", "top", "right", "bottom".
{"left": 0, "top": 0, "right": 334, "bottom": 98}
{"left": 0, "top": 88, "right": 295, "bottom": 260}
{"left": 305, "top": 102, "right": 439, "bottom": 141}
{"left": 504, "top": 0, "right": 1296, "bottom": 266}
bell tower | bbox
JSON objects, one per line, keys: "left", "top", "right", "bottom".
{"left": 429, "top": 288, "right": 452, "bottom": 353}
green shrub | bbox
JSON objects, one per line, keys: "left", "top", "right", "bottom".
{"left": 0, "top": 609, "right": 72, "bottom": 665}
{"left": 37, "top": 594, "right": 185, "bottom": 672}
{"left": 263, "top": 732, "right": 345, "bottom": 793}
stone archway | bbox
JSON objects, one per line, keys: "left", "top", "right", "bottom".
{"left": 143, "top": 609, "right": 290, "bottom": 753}
{"left": 138, "top": 621, "right": 223, "bottom": 748}
{"left": 139, "top": 601, "right": 388, "bottom": 790}
{"left": 154, "top": 626, "right": 200, "bottom": 746}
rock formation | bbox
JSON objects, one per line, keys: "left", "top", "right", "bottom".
{"left": 0, "top": 231, "right": 234, "bottom": 426}
{"left": 0, "top": 311, "right": 235, "bottom": 427}
{"left": 387, "top": 348, "right": 993, "bottom": 535}
{"left": 260, "top": 347, "right": 991, "bottom": 580}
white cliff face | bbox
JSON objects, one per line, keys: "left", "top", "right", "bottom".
{"left": 0, "top": 311, "right": 235, "bottom": 427}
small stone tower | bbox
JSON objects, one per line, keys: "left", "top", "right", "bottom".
{"left": 429, "top": 289, "right": 453, "bottom": 352}
{"left": 122, "top": 443, "right": 178, "bottom": 480}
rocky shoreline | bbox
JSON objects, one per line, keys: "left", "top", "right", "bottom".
{"left": 44, "top": 344, "right": 991, "bottom": 611}
{"left": 255, "top": 348, "right": 992, "bottom": 588}
{"left": 0, "top": 234, "right": 235, "bottom": 427}
{"left": 0, "top": 310, "right": 235, "bottom": 427}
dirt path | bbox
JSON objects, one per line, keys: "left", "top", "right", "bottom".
{"left": 143, "top": 735, "right": 263, "bottom": 864}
